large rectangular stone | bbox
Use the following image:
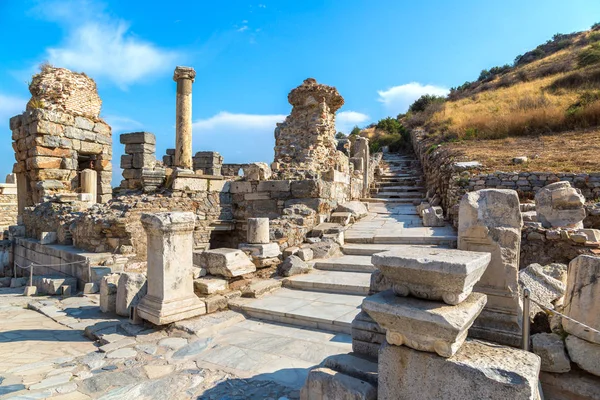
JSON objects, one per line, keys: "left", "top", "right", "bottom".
{"left": 229, "top": 181, "right": 252, "bottom": 194}
{"left": 124, "top": 143, "right": 155, "bottom": 154}
{"left": 300, "top": 368, "right": 377, "bottom": 400}
{"left": 362, "top": 290, "right": 487, "bottom": 357}
{"left": 257, "top": 180, "right": 291, "bottom": 192}
{"left": 120, "top": 132, "right": 156, "bottom": 145}
{"left": 378, "top": 340, "right": 540, "bottom": 400}
{"left": 172, "top": 177, "right": 208, "bottom": 192}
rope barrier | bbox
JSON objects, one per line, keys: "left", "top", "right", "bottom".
{"left": 528, "top": 296, "right": 600, "bottom": 336}
{"left": 14, "top": 261, "right": 82, "bottom": 280}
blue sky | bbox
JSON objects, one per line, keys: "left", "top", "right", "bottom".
{"left": 0, "top": 0, "right": 599, "bottom": 185}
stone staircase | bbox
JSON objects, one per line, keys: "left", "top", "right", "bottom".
{"left": 230, "top": 152, "right": 458, "bottom": 335}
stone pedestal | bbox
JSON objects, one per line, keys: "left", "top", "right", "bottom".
{"left": 80, "top": 169, "right": 97, "bottom": 204}
{"left": 136, "top": 212, "right": 206, "bottom": 325}
{"left": 354, "top": 137, "right": 369, "bottom": 197}
{"left": 173, "top": 66, "right": 196, "bottom": 170}
{"left": 458, "top": 189, "right": 524, "bottom": 346}
{"left": 247, "top": 218, "right": 269, "bottom": 244}
{"left": 16, "top": 173, "right": 27, "bottom": 216}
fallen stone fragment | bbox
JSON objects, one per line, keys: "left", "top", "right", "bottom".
{"left": 115, "top": 272, "right": 147, "bottom": 317}
{"left": 535, "top": 181, "right": 586, "bottom": 229}
{"left": 565, "top": 335, "right": 600, "bottom": 377}
{"left": 336, "top": 201, "right": 368, "bottom": 219}
{"left": 278, "top": 255, "right": 311, "bottom": 277}
{"left": 300, "top": 367, "right": 376, "bottom": 400}
{"left": 531, "top": 333, "right": 571, "bottom": 373}
{"left": 194, "top": 248, "right": 256, "bottom": 278}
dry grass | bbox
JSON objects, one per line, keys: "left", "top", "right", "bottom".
{"left": 445, "top": 128, "right": 600, "bottom": 172}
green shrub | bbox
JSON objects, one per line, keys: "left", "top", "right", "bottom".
{"left": 592, "top": 22, "right": 600, "bottom": 31}
{"left": 408, "top": 94, "right": 446, "bottom": 113}
{"left": 349, "top": 126, "right": 362, "bottom": 136}
{"left": 579, "top": 44, "right": 600, "bottom": 67}
{"left": 376, "top": 117, "right": 405, "bottom": 135}
{"left": 590, "top": 32, "right": 600, "bottom": 42}
{"left": 335, "top": 132, "right": 346, "bottom": 139}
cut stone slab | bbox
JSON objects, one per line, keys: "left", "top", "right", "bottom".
{"left": 29, "top": 372, "right": 73, "bottom": 390}
{"left": 322, "top": 353, "right": 378, "bottom": 385}
{"left": 278, "top": 255, "right": 311, "bottom": 277}
{"left": 99, "top": 338, "right": 136, "bottom": 353}
{"left": 563, "top": 255, "right": 600, "bottom": 344}
{"left": 378, "top": 339, "right": 541, "bottom": 400}
{"left": 99, "top": 273, "right": 120, "bottom": 313}
{"left": 194, "top": 248, "right": 256, "bottom": 278}
{"left": 143, "top": 365, "right": 174, "bottom": 379}
{"left": 238, "top": 242, "right": 281, "bottom": 258}
{"left": 193, "top": 277, "right": 228, "bottom": 295}
{"left": 565, "top": 335, "right": 600, "bottom": 377}
{"left": 300, "top": 367, "right": 376, "bottom": 400}
{"left": 519, "top": 263, "right": 565, "bottom": 317}
{"left": 362, "top": 290, "right": 487, "bottom": 357}
{"left": 371, "top": 247, "right": 491, "bottom": 305}
{"left": 106, "top": 347, "right": 137, "bottom": 359}
{"left": 531, "top": 333, "right": 571, "bottom": 373}
{"left": 241, "top": 279, "right": 282, "bottom": 298}
{"left": 158, "top": 337, "right": 188, "bottom": 350}
{"left": 330, "top": 212, "right": 353, "bottom": 226}
{"left": 315, "top": 255, "right": 376, "bottom": 273}
{"left": 336, "top": 201, "right": 368, "bottom": 219}
{"left": 115, "top": 272, "right": 147, "bottom": 317}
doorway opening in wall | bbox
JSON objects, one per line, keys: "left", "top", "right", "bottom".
{"left": 74, "top": 153, "right": 96, "bottom": 192}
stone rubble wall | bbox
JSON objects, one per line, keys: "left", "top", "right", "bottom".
{"left": 222, "top": 164, "right": 250, "bottom": 177}
{"left": 10, "top": 109, "right": 112, "bottom": 205}
{"left": 28, "top": 66, "right": 102, "bottom": 120}
{"left": 411, "top": 128, "right": 600, "bottom": 227}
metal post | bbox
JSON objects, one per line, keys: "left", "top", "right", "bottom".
{"left": 522, "top": 288, "right": 531, "bottom": 351}
{"left": 29, "top": 264, "right": 33, "bottom": 287}
{"left": 13, "top": 263, "right": 17, "bottom": 279}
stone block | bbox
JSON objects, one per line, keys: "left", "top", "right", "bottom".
{"left": 120, "top": 132, "right": 156, "bottom": 145}
{"left": 300, "top": 368, "right": 376, "bottom": 400}
{"left": 120, "top": 155, "right": 133, "bottom": 169}
{"left": 330, "top": 212, "right": 352, "bottom": 226}
{"left": 230, "top": 181, "right": 252, "bottom": 194}
{"left": 336, "top": 201, "right": 368, "bottom": 219}
{"left": 278, "top": 255, "right": 311, "bottom": 277}
{"left": 39, "top": 231, "right": 57, "bottom": 245}
{"left": 535, "top": 181, "right": 586, "bottom": 228}
{"left": 132, "top": 153, "right": 155, "bottom": 169}
{"left": 24, "top": 286, "right": 37, "bottom": 296}
{"left": 238, "top": 242, "right": 281, "bottom": 258}
{"left": 172, "top": 177, "right": 207, "bottom": 191}
{"left": 297, "top": 248, "right": 313, "bottom": 262}
{"left": 242, "top": 162, "right": 272, "bottom": 181}
{"left": 531, "top": 333, "right": 571, "bottom": 373}
{"left": 257, "top": 180, "right": 291, "bottom": 192}
{"left": 371, "top": 247, "right": 491, "bottom": 305}
{"left": 247, "top": 217, "right": 269, "bottom": 244}
{"left": 194, "top": 248, "right": 256, "bottom": 278}
{"left": 241, "top": 279, "right": 282, "bottom": 298}
{"left": 422, "top": 206, "right": 445, "bottom": 227}
{"left": 193, "top": 277, "right": 228, "bottom": 295}
{"left": 124, "top": 143, "right": 155, "bottom": 154}
{"left": 115, "top": 272, "right": 147, "bottom": 317}
{"left": 322, "top": 353, "right": 378, "bottom": 385}
{"left": 362, "top": 290, "right": 487, "bottom": 357}
{"left": 519, "top": 263, "right": 566, "bottom": 318}
{"left": 99, "top": 273, "right": 120, "bottom": 313}
{"left": 563, "top": 255, "right": 600, "bottom": 344}
{"left": 565, "top": 335, "right": 600, "bottom": 377}
{"left": 205, "top": 294, "right": 227, "bottom": 313}
{"left": 378, "top": 340, "right": 541, "bottom": 400}
{"left": 291, "top": 180, "right": 320, "bottom": 198}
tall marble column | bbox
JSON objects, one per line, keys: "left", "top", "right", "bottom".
{"left": 173, "top": 66, "right": 196, "bottom": 170}
{"left": 136, "top": 212, "right": 205, "bottom": 325}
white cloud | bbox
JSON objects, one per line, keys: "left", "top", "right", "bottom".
{"left": 0, "top": 93, "right": 27, "bottom": 123}
{"left": 237, "top": 26, "right": 249, "bottom": 32}
{"left": 192, "top": 112, "right": 286, "bottom": 164}
{"left": 36, "top": 1, "right": 178, "bottom": 89}
{"left": 336, "top": 111, "right": 370, "bottom": 134}
{"left": 377, "top": 82, "right": 449, "bottom": 115}
{"left": 103, "top": 115, "right": 144, "bottom": 133}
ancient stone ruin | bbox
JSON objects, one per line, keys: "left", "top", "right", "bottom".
{"left": 1, "top": 64, "right": 600, "bottom": 400}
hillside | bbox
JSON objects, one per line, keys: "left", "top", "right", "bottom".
{"left": 399, "top": 24, "right": 600, "bottom": 172}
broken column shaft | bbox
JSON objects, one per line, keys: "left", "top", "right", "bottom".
{"left": 173, "top": 66, "right": 196, "bottom": 170}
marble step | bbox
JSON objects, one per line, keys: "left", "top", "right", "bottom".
{"left": 375, "top": 192, "right": 424, "bottom": 199}
{"left": 361, "top": 198, "right": 418, "bottom": 204}
{"left": 345, "top": 230, "right": 458, "bottom": 246}
{"left": 229, "top": 287, "right": 364, "bottom": 334}
{"left": 371, "top": 186, "right": 425, "bottom": 193}
{"left": 314, "top": 255, "right": 376, "bottom": 273}
{"left": 283, "top": 270, "right": 371, "bottom": 295}
{"left": 366, "top": 203, "right": 419, "bottom": 215}
{"left": 342, "top": 243, "right": 444, "bottom": 256}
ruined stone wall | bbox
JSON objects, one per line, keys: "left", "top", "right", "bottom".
{"left": 11, "top": 109, "right": 112, "bottom": 205}
{"left": 273, "top": 78, "right": 349, "bottom": 179}
{"left": 193, "top": 151, "right": 223, "bottom": 175}
{"left": 119, "top": 132, "right": 166, "bottom": 192}
{"left": 520, "top": 225, "right": 599, "bottom": 266}
{"left": 411, "top": 128, "right": 600, "bottom": 226}
{"left": 222, "top": 164, "right": 249, "bottom": 177}
{"left": 0, "top": 178, "right": 18, "bottom": 238}
{"left": 28, "top": 66, "right": 102, "bottom": 120}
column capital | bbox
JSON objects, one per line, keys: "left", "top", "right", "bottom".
{"left": 141, "top": 212, "right": 196, "bottom": 233}
{"left": 173, "top": 66, "right": 196, "bottom": 82}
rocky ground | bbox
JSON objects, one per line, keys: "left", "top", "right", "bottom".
{"left": 0, "top": 288, "right": 312, "bottom": 399}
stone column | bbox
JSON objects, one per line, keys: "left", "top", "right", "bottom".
{"left": 80, "top": 169, "right": 97, "bottom": 204}
{"left": 173, "top": 66, "right": 196, "bottom": 170}
{"left": 16, "top": 173, "right": 27, "bottom": 216}
{"left": 355, "top": 137, "right": 370, "bottom": 197}
{"left": 247, "top": 218, "right": 269, "bottom": 244}
{"left": 136, "top": 212, "right": 205, "bottom": 325}
{"left": 458, "top": 189, "right": 523, "bottom": 346}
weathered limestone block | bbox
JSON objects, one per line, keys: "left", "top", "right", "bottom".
{"left": 238, "top": 242, "right": 281, "bottom": 259}
{"left": 115, "top": 272, "right": 147, "bottom": 317}
{"left": 565, "top": 335, "right": 600, "bottom": 377}
{"left": 336, "top": 201, "right": 368, "bottom": 219}
{"left": 519, "top": 263, "right": 566, "bottom": 317}
{"left": 562, "top": 255, "right": 600, "bottom": 344}
{"left": 171, "top": 176, "right": 207, "bottom": 192}
{"left": 310, "top": 241, "right": 342, "bottom": 259}
{"left": 99, "top": 273, "right": 120, "bottom": 313}
{"left": 193, "top": 277, "right": 228, "bottom": 295}
{"left": 136, "top": 212, "right": 206, "bottom": 325}
{"left": 371, "top": 247, "right": 490, "bottom": 305}
{"left": 531, "top": 333, "right": 571, "bottom": 373}
{"left": 195, "top": 248, "right": 256, "bottom": 278}
{"left": 363, "top": 290, "right": 487, "bottom": 358}
{"left": 279, "top": 255, "right": 311, "bottom": 277}
{"left": 241, "top": 279, "right": 282, "bottom": 298}
{"left": 119, "top": 132, "right": 156, "bottom": 145}
{"left": 422, "top": 206, "right": 445, "bottom": 227}
{"left": 300, "top": 368, "right": 376, "bottom": 400}
{"left": 297, "top": 247, "right": 313, "bottom": 261}
{"left": 378, "top": 340, "right": 541, "bottom": 400}
{"left": 458, "top": 189, "right": 523, "bottom": 346}
{"left": 243, "top": 162, "right": 272, "bottom": 181}
{"left": 247, "top": 218, "right": 269, "bottom": 244}
{"left": 39, "top": 231, "right": 57, "bottom": 244}
{"left": 535, "top": 181, "right": 586, "bottom": 228}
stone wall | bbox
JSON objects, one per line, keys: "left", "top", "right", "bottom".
{"left": 28, "top": 66, "right": 102, "bottom": 120}
{"left": 222, "top": 164, "right": 249, "bottom": 177}
{"left": 10, "top": 109, "right": 112, "bottom": 205}
{"left": 193, "top": 151, "right": 223, "bottom": 175}
{"left": 119, "top": 132, "right": 165, "bottom": 192}
{"left": 272, "top": 78, "right": 348, "bottom": 179}
{"left": 411, "top": 128, "right": 600, "bottom": 226}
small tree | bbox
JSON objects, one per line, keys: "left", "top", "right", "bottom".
{"left": 350, "top": 126, "right": 362, "bottom": 136}
{"left": 408, "top": 94, "right": 446, "bottom": 113}
{"left": 376, "top": 117, "right": 404, "bottom": 135}
{"left": 335, "top": 132, "right": 346, "bottom": 139}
